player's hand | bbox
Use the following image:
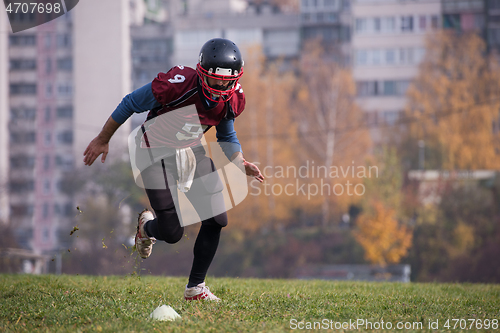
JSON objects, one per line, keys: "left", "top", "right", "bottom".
{"left": 243, "top": 160, "right": 264, "bottom": 183}
{"left": 83, "top": 136, "right": 109, "bottom": 166}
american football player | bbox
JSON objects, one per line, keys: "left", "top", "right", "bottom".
{"left": 83, "top": 38, "right": 263, "bottom": 301}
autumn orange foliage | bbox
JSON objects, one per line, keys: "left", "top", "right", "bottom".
{"left": 354, "top": 201, "right": 413, "bottom": 266}
{"left": 406, "top": 31, "right": 500, "bottom": 170}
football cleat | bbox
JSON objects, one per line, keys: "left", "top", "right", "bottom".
{"left": 184, "top": 282, "right": 220, "bottom": 301}
{"left": 135, "top": 209, "right": 156, "bottom": 259}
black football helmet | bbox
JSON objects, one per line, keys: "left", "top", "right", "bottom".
{"left": 197, "top": 38, "right": 244, "bottom": 102}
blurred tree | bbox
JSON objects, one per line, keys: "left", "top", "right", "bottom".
{"left": 408, "top": 181, "right": 499, "bottom": 282}
{"left": 404, "top": 31, "right": 500, "bottom": 170}
{"left": 294, "top": 40, "right": 371, "bottom": 225}
{"left": 0, "top": 221, "right": 22, "bottom": 273}
{"left": 353, "top": 201, "right": 413, "bottom": 266}
{"left": 61, "top": 160, "right": 148, "bottom": 275}
{"left": 213, "top": 46, "right": 305, "bottom": 233}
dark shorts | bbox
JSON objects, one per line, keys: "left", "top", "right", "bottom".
{"left": 139, "top": 145, "right": 228, "bottom": 228}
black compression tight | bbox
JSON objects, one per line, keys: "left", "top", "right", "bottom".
{"left": 144, "top": 215, "right": 223, "bottom": 288}
{"left": 141, "top": 152, "right": 227, "bottom": 288}
{"left": 188, "top": 223, "right": 222, "bottom": 288}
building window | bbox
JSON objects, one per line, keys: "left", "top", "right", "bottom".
{"left": 357, "top": 80, "right": 411, "bottom": 96}
{"left": 382, "top": 111, "right": 400, "bottom": 125}
{"left": 43, "top": 179, "right": 51, "bottom": 194}
{"left": 9, "top": 180, "right": 34, "bottom": 193}
{"left": 43, "top": 155, "right": 51, "bottom": 170}
{"left": 57, "top": 83, "right": 73, "bottom": 98}
{"left": 44, "top": 132, "right": 51, "bottom": 146}
{"left": 45, "top": 107, "right": 51, "bottom": 122}
{"left": 356, "top": 48, "right": 424, "bottom": 67}
{"left": 10, "top": 155, "right": 35, "bottom": 169}
{"left": 383, "top": 81, "right": 397, "bottom": 95}
{"left": 27, "top": 132, "right": 35, "bottom": 143}
{"left": 355, "top": 50, "right": 368, "bottom": 65}
{"left": 400, "top": 48, "right": 414, "bottom": 64}
{"left": 327, "top": 12, "right": 338, "bottom": 23}
{"left": 42, "top": 227, "right": 50, "bottom": 242}
{"left": 490, "top": 0, "right": 500, "bottom": 9}
{"left": 57, "top": 34, "right": 72, "bottom": 48}
{"left": 10, "top": 83, "right": 36, "bottom": 95}
{"left": 57, "top": 58, "right": 73, "bottom": 71}
{"left": 414, "top": 48, "right": 426, "bottom": 63}
{"left": 10, "top": 204, "right": 34, "bottom": 217}
{"left": 397, "top": 80, "right": 411, "bottom": 95}
{"left": 57, "top": 131, "right": 73, "bottom": 144}
{"left": 45, "top": 58, "right": 52, "bottom": 74}
{"left": 374, "top": 17, "right": 381, "bottom": 32}
{"left": 385, "top": 49, "right": 396, "bottom": 64}
{"left": 63, "top": 203, "right": 73, "bottom": 217}
{"left": 10, "top": 131, "right": 36, "bottom": 144}
{"left": 488, "top": 28, "right": 500, "bottom": 45}
{"left": 10, "top": 108, "right": 36, "bottom": 120}
{"left": 371, "top": 49, "right": 382, "bottom": 65}
{"left": 57, "top": 106, "right": 73, "bottom": 118}
{"left": 9, "top": 59, "right": 36, "bottom": 71}
{"left": 419, "top": 15, "right": 427, "bottom": 30}
{"left": 55, "top": 154, "right": 74, "bottom": 170}
{"left": 355, "top": 18, "right": 368, "bottom": 33}
{"left": 324, "top": 0, "right": 335, "bottom": 7}
{"left": 43, "top": 203, "right": 50, "bottom": 218}
{"left": 9, "top": 35, "right": 36, "bottom": 46}
{"left": 401, "top": 16, "right": 413, "bottom": 32}
{"left": 45, "top": 83, "right": 52, "bottom": 98}
{"left": 357, "top": 81, "right": 378, "bottom": 96}
{"left": 431, "top": 15, "right": 439, "bottom": 29}
{"left": 381, "top": 17, "right": 396, "bottom": 32}
{"left": 44, "top": 34, "right": 52, "bottom": 49}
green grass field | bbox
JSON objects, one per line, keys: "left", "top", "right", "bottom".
{"left": 0, "top": 274, "right": 498, "bottom": 332}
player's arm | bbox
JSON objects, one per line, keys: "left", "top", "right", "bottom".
{"left": 216, "top": 119, "right": 264, "bottom": 182}
{"left": 83, "top": 116, "right": 120, "bottom": 165}
{"left": 231, "top": 151, "right": 264, "bottom": 183}
{"left": 83, "top": 83, "right": 161, "bottom": 166}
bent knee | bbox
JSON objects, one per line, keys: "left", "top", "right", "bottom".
{"left": 162, "top": 230, "right": 184, "bottom": 244}
{"left": 155, "top": 209, "right": 184, "bottom": 244}
{"left": 201, "top": 212, "right": 228, "bottom": 228}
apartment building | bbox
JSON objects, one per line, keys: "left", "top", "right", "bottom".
{"left": 168, "top": 0, "right": 300, "bottom": 68}
{"left": 351, "top": 0, "right": 441, "bottom": 141}
{"left": 300, "top": 0, "right": 353, "bottom": 64}
{"left": 0, "top": 11, "right": 8, "bottom": 224}
{"left": 4, "top": 0, "right": 131, "bottom": 257}
{"left": 130, "top": 22, "right": 174, "bottom": 129}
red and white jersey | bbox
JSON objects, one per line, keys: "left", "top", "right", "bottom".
{"left": 141, "top": 66, "right": 245, "bottom": 149}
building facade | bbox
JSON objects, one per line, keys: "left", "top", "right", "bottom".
{"left": 168, "top": 0, "right": 301, "bottom": 68}
{"left": 0, "top": 10, "right": 9, "bottom": 224}
{"left": 300, "top": 0, "right": 353, "bottom": 64}
{"left": 351, "top": 0, "right": 441, "bottom": 141}
{"left": 4, "top": 0, "right": 131, "bottom": 257}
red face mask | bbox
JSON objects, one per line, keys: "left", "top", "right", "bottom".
{"left": 196, "top": 63, "right": 243, "bottom": 103}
